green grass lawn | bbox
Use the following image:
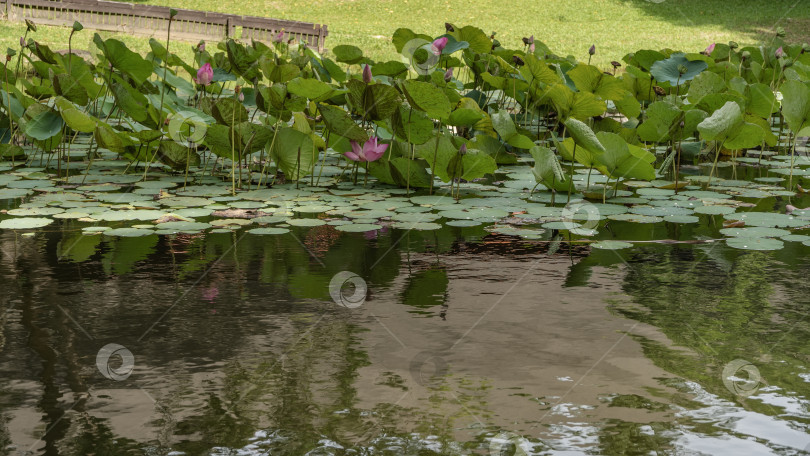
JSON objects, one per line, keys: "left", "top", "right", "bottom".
{"left": 0, "top": 0, "right": 807, "bottom": 69}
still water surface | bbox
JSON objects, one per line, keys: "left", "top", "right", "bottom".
{"left": 1, "top": 223, "right": 809, "bottom": 455}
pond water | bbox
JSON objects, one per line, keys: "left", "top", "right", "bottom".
{"left": 2, "top": 175, "right": 810, "bottom": 455}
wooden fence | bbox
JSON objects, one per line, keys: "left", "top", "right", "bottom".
{"left": 0, "top": 0, "right": 328, "bottom": 51}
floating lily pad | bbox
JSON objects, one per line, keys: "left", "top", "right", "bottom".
{"left": 591, "top": 240, "right": 634, "bottom": 250}
{"left": 155, "top": 221, "right": 211, "bottom": 231}
{"left": 724, "top": 212, "right": 807, "bottom": 228}
{"left": 210, "top": 218, "right": 252, "bottom": 227}
{"left": 446, "top": 220, "right": 482, "bottom": 227}
{"left": 159, "top": 196, "right": 212, "bottom": 207}
{"left": 7, "top": 206, "right": 65, "bottom": 216}
{"left": 335, "top": 223, "right": 382, "bottom": 232}
{"left": 781, "top": 234, "right": 810, "bottom": 242}
{"left": 287, "top": 219, "right": 327, "bottom": 227}
{"left": 664, "top": 215, "right": 700, "bottom": 224}
{"left": 103, "top": 228, "right": 155, "bottom": 237}
{"left": 720, "top": 226, "right": 791, "bottom": 237}
{"left": 607, "top": 213, "right": 664, "bottom": 223}
{"left": 391, "top": 222, "right": 442, "bottom": 230}
{"left": 0, "top": 217, "right": 54, "bottom": 229}
{"left": 726, "top": 237, "right": 784, "bottom": 250}
{"left": 694, "top": 205, "right": 736, "bottom": 215}
{"left": 247, "top": 227, "right": 290, "bottom": 235}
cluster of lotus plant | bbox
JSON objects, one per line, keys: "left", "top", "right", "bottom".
{"left": 0, "top": 18, "right": 809, "bottom": 204}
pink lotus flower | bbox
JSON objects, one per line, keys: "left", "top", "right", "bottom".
{"left": 197, "top": 40, "right": 205, "bottom": 52}
{"left": 431, "top": 37, "right": 448, "bottom": 56}
{"left": 363, "top": 64, "right": 372, "bottom": 83}
{"left": 202, "top": 286, "right": 219, "bottom": 302}
{"left": 274, "top": 30, "right": 284, "bottom": 43}
{"left": 775, "top": 46, "right": 785, "bottom": 58}
{"left": 704, "top": 43, "right": 715, "bottom": 55}
{"left": 345, "top": 137, "right": 388, "bottom": 162}
{"left": 529, "top": 42, "right": 535, "bottom": 54}
{"left": 196, "top": 63, "right": 213, "bottom": 86}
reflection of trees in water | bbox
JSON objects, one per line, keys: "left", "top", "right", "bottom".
{"left": 0, "top": 227, "right": 465, "bottom": 452}
{"left": 7, "top": 224, "right": 807, "bottom": 453}
{"left": 587, "top": 243, "right": 810, "bottom": 414}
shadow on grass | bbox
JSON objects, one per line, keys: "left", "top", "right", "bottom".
{"left": 619, "top": 0, "right": 810, "bottom": 44}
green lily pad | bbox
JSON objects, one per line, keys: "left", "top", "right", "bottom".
{"left": 335, "top": 223, "right": 383, "bottom": 232}
{"left": 0, "top": 217, "right": 54, "bottom": 229}
{"left": 720, "top": 227, "right": 791, "bottom": 237}
{"left": 781, "top": 234, "right": 810, "bottom": 242}
{"left": 391, "top": 222, "right": 442, "bottom": 230}
{"left": 155, "top": 221, "right": 211, "bottom": 231}
{"left": 446, "top": 220, "right": 482, "bottom": 227}
{"left": 664, "top": 215, "right": 700, "bottom": 224}
{"left": 103, "top": 228, "right": 155, "bottom": 237}
{"left": 287, "top": 219, "right": 327, "bottom": 227}
{"left": 247, "top": 227, "right": 290, "bottom": 235}
{"left": 726, "top": 237, "right": 784, "bottom": 250}
{"left": 591, "top": 240, "right": 634, "bottom": 250}
{"left": 724, "top": 212, "right": 807, "bottom": 228}
{"left": 694, "top": 205, "right": 736, "bottom": 215}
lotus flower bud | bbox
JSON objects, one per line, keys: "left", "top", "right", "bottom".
{"left": 444, "top": 67, "right": 453, "bottom": 82}
{"left": 238, "top": 91, "right": 245, "bottom": 102}
{"left": 431, "top": 37, "right": 448, "bottom": 56}
{"left": 19, "top": 36, "right": 25, "bottom": 47}
{"left": 459, "top": 143, "right": 467, "bottom": 155}
{"left": 589, "top": 44, "right": 596, "bottom": 56}
{"left": 529, "top": 42, "right": 535, "bottom": 54}
{"left": 196, "top": 63, "right": 213, "bottom": 86}
{"left": 362, "top": 64, "right": 372, "bottom": 83}
{"left": 704, "top": 43, "right": 715, "bottom": 56}
{"left": 512, "top": 55, "right": 524, "bottom": 66}
{"left": 197, "top": 41, "right": 205, "bottom": 52}
{"left": 445, "top": 22, "right": 454, "bottom": 32}
{"left": 775, "top": 46, "right": 785, "bottom": 58}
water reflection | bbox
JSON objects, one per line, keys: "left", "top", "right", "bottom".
{"left": 0, "top": 223, "right": 809, "bottom": 455}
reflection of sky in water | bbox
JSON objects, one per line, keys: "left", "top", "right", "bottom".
{"left": 205, "top": 378, "right": 810, "bottom": 455}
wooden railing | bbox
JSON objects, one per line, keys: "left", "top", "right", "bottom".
{"left": 1, "top": 0, "right": 328, "bottom": 51}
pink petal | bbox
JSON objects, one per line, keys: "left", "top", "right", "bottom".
{"left": 350, "top": 140, "right": 363, "bottom": 158}
{"left": 344, "top": 151, "right": 361, "bottom": 161}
